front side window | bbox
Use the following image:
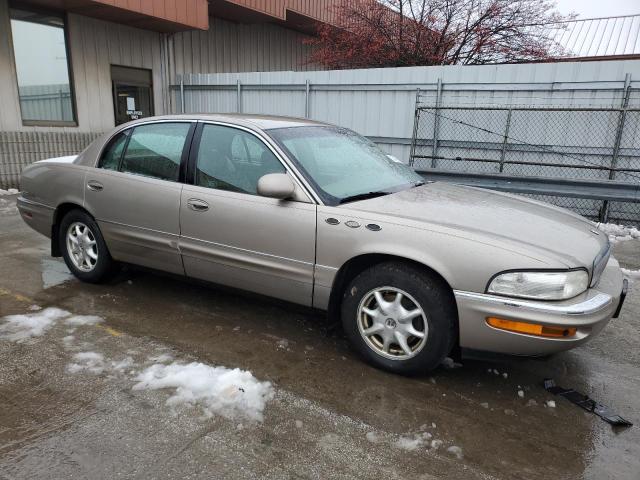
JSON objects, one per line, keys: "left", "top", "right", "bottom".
{"left": 196, "top": 124, "right": 285, "bottom": 194}
{"left": 10, "top": 9, "right": 76, "bottom": 125}
{"left": 269, "top": 126, "right": 423, "bottom": 205}
{"left": 121, "top": 123, "right": 191, "bottom": 181}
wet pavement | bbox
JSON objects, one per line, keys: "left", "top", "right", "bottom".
{"left": 0, "top": 194, "right": 638, "bottom": 480}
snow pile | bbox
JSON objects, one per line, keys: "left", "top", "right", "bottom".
{"left": 0, "top": 188, "right": 19, "bottom": 195}
{"left": 67, "top": 352, "right": 105, "bottom": 374}
{"left": 111, "top": 356, "right": 135, "bottom": 372}
{"left": 0, "top": 307, "right": 105, "bottom": 343}
{"left": 0, "top": 307, "right": 70, "bottom": 342}
{"left": 596, "top": 223, "right": 640, "bottom": 243}
{"left": 0, "top": 198, "right": 18, "bottom": 215}
{"left": 622, "top": 268, "right": 640, "bottom": 281}
{"left": 447, "top": 445, "right": 464, "bottom": 459}
{"left": 393, "top": 432, "right": 432, "bottom": 451}
{"left": 133, "top": 362, "right": 274, "bottom": 422}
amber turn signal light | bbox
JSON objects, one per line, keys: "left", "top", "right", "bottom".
{"left": 486, "top": 317, "right": 577, "bottom": 338}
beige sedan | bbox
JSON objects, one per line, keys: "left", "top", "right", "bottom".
{"left": 17, "top": 114, "right": 626, "bottom": 373}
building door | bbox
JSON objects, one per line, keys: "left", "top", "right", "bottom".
{"left": 111, "top": 65, "right": 153, "bottom": 125}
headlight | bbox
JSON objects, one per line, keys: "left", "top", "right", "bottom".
{"left": 487, "top": 270, "right": 589, "bottom": 300}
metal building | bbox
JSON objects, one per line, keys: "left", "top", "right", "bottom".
{"left": 0, "top": 0, "right": 341, "bottom": 187}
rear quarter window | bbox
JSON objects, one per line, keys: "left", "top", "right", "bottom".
{"left": 100, "top": 131, "right": 129, "bottom": 170}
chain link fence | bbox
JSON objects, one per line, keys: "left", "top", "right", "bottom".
{"left": 410, "top": 91, "right": 640, "bottom": 225}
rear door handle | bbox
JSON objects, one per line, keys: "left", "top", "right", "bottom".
{"left": 187, "top": 198, "right": 209, "bottom": 212}
{"left": 87, "top": 180, "right": 103, "bottom": 192}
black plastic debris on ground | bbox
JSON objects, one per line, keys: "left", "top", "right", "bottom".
{"left": 543, "top": 378, "right": 632, "bottom": 428}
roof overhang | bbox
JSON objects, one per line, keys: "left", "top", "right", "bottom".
{"left": 11, "top": 0, "right": 209, "bottom": 32}
{"left": 209, "top": 0, "right": 339, "bottom": 34}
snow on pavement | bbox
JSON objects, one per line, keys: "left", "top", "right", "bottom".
{"left": 0, "top": 198, "right": 18, "bottom": 215}
{"left": 133, "top": 362, "right": 275, "bottom": 422}
{"left": 0, "top": 307, "right": 70, "bottom": 342}
{"left": 393, "top": 432, "right": 432, "bottom": 451}
{"left": 0, "top": 308, "right": 106, "bottom": 342}
{"left": 2, "top": 304, "right": 276, "bottom": 423}
{"left": 67, "top": 352, "right": 106, "bottom": 374}
{"left": 0, "top": 188, "right": 19, "bottom": 195}
{"left": 622, "top": 268, "right": 640, "bottom": 282}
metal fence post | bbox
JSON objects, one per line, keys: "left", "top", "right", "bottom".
{"left": 409, "top": 88, "right": 421, "bottom": 167}
{"left": 179, "top": 75, "right": 185, "bottom": 114}
{"left": 431, "top": 78, "right": 442, "bottom": 168}
{"left": 305, "top": 80, "right": 311, "bottom": 119}
{"left": 236, "top": 79, "right": 242, "bottom": 113}
{"left": 499, "top": 108, "right": 513, "bottom": 173}
{"left": 601, "top": 73, "right": 632, "bottom": 222}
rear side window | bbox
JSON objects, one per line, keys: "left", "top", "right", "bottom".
{"left": 100, "top": 131, "right": 129, "bottom": 170}
{"left": 120, "top": 123, "right": 191, "bottom": 181}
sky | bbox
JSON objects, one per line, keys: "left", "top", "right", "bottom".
{"left": 554, "top": 0, "right": 638, "bottom": 19}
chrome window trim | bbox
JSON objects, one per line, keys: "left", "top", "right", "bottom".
{"left": 454, "top": 290, "right": 613, "bottom": 316}
{"left": 196, "top": 120, "right": 323, "bottom": 205}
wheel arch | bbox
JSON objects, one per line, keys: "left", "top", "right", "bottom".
{"left": 327, "top": 253, "right": 459, "bottom": 346}
{"left": 51, "top": 202, "right": 96, "bottom": 257}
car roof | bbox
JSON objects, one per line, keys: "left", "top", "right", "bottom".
{"left": 117, "top": 113, "right": 328, "bottom": 131}
{"left": 74, "top": 114, "right": 332, "bottom": 168}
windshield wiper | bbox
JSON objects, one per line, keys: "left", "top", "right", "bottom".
{"left": 339, "top": 191, "right": 391, "bottom": 204}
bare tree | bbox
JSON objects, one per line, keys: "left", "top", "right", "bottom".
{"left": 306, "top": 0, "right": 574, "bottom": 69}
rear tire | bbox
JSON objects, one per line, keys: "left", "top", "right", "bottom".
{"left": 340, "top": 262, "right": 456, "bottom": 374}
{"left": 59, "top": 209, "right": 117, "bottom": 283}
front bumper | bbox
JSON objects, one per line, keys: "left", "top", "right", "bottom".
{"left": 455, "top": 257, "right": 625, "bottom": 356}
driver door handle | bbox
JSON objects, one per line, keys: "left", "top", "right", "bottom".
{"left": 187, "top": 198, "right": 209, "bottom": 212}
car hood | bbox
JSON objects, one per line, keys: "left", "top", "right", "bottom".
{"left": 344, "top": 182, "right": 607, "bottom": 268}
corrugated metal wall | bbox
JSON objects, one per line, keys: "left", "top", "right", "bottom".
{"left": 169, "top": 16, "right": 317, "bottom": 79}
{"left": 175, "top": 60, "right": 640, "bottom": 163}
{"left": 0, "top": 6, "right": 168, "bottom": 133}
{"left": 0, "top": 0, "right": 321, "bottom": 188}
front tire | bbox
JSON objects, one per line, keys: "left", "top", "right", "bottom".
{"left": 341, "top": 262, "right": 456, "bottom": 374}
{"left": 59, "top": 209, "right": 116, "bottom": 283}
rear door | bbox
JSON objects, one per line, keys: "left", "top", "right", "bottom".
{"left": 84, "top": 121, "right": 195, "bottom": 274}
{"left": 179, "top": 123, "right": 317, "bottom": 306}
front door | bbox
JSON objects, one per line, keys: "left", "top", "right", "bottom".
{"left": 111, "top": 65, "right": 154, "bottom": 125}
{"left": 85, "top": 121, "right": 195, "bottom": 274}
{"left": 179, "top": 123, "right": 317, "bottom": 306}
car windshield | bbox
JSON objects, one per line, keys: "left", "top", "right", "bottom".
{"left": 268, "top": 126, "right": 423, "bottom": 205}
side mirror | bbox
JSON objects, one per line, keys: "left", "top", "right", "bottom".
{"left": 257, "top": 173, "right": 295, "bottom": 200}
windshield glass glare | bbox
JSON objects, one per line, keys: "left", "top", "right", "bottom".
{"left": 268, "top": 126, "right": 423, "bottom": 205}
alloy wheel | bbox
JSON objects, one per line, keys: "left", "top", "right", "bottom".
{"left": 357, "top": 286, "right": 428, "bottom": 360}
{"left": 66, "top": 222, "right": 99, "bottom": 272}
